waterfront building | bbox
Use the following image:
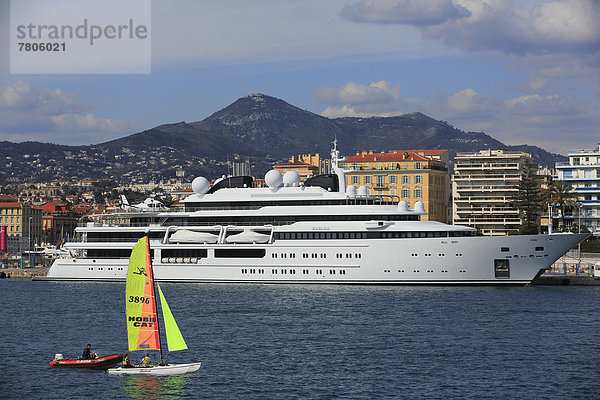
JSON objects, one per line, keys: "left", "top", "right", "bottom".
{"left": 452, "top": 150, "right": 533, "bottom": 236}
{"left": 0, "top": 202, "right": 43, "bottom": 251}
{"left": 554, "top": 143, "right": 600, "bottom": 235}
{"left": 274, "top": 161, "right": 320, "bottom": 182}
{"left": 290, "top": 153, "right": 331, "bottom": 174}
{"left": 342, "top": 150, "right": 449, "bottom": 222}
{"left": 40, "top": 202, "right": 80, "bottom": 245}
{"left": 171, "top": 188, "right": 194, "bottom": 201}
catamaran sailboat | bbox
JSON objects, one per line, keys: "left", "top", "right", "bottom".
{"left": 107, "top": 237, "right": 201, "bottom": 375}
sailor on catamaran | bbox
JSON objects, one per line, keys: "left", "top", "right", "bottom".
{"left": 141, "top": 352, "right": 151, "bottom": 367}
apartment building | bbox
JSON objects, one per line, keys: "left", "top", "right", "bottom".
{"left": 273, "top": 161, "right": 320, "bottom": 182}
{"left": 343, "top": 150, "right": 449, "bottom": 222}
{"left": 452, "top": 150, "right": 532, "bottom": 235}
{"left": 555, "top": 143, "right": 600, "bottom": 235}
{"left": 0, "top": 202, "right": 43, "bottom": 250}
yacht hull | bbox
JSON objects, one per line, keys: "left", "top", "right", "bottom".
{"left": 38, "top": 233, "right": 587, "bottom": 285}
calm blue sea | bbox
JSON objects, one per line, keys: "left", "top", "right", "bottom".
{"left": 1, "top": 280, "right": 599, "bottom": 399}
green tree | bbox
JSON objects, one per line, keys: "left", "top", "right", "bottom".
{"left": 512, "top": 159, "right": 542, "bottom": 234}
{"left": 93, "top": 190, "right": 104, "bottom": 205}
{"left": 543, "top": 180, "right": 577, "bottom": 232}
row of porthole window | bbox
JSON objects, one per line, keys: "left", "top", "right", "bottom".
{"left": 303, "top": 253, "right": 326, "bottom": 259}
{"left": 336, "top": 253, "right": 362, "bottom": 259}
{"left": 241, "top": 269, "right": 265, "bottom": 274}
{"left": 271, "top": 269, "right": 297, "bottom": 275}
{"left": 271, "top": 252, "right": 361, "bottom": 259}
{"left": 263, "top": 269, "right": 347, "bottom": 275}
{"left": 329, "top": 270, "right": 346, "bottom": 275}
{"left": 395, "top": 269, "right": 461, "bottom": 273}
{"left": 271, "top": 253, "right": 297, "bottom": 259}
{"left": 86, "top": 267, "right": 124, "bottom": 271}
{"left": 410, "top": 253, "right": 463, "bottom": 257}
{"left": 501, "top": 246, "right": 546, "bottom": 252}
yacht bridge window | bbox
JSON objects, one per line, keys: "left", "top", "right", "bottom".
{"left": 214, "top": 249, "right": 266, "bottom": 258}
{"left": 273, "top": 231, "right": 475, "bottom": 240}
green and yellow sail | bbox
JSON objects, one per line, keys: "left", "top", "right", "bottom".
{"left": 126, "top": 236, "right": 188, "bottom": 354}
{"left": 158, "top": 284, "right": 188, "bottom": 351}
{"left": 126, "top": 237, "right": 160, "bottom": 352}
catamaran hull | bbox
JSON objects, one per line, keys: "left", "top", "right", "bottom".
{"left": 106, "top": 362, "right": 201, "bottom": 375}
{"left": 39, "top": 233, "right": 588, "bottom": 285}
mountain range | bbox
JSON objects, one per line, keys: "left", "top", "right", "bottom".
{"left": 0, "top": 93, "right": 565, "bottom": 184}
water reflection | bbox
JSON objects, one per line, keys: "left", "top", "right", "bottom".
{"left": 114, "top": 375, "right": 190, "bottom": 400}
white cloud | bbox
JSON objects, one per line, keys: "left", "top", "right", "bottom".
{"left": 321, "top": 105, "right": 407, "bottom": 118}
{"left": 341, "top": 0, "right": 600, "bottom": 93}
{"left": 317, "top": 80, "right": 406, "bottom": 116}
{"left": 317, "top": 80, "right": 599, "bottom": 153}
{"left": 51, "top": 113, "right": 131, "bottom": 133}
{"left": 0, "top": 80, "right": 131, "bottom": 144}
{"left": 343, "top": 0, "right": 600, "bottom": 53}
{"left": 341, "top": 0, "right": 470, "bottom": 26}
{"left": 0, "top": 80, "right": 88, "bottom": 114}
{"left": 317, "top": 80, "right": 402, "bottom": 105}
{"left": 421, "top": 88, "right": 600, "bottom": 153}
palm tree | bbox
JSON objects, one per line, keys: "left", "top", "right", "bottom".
{"left": 157, "top": 196, "right": 177, "bottom": 208}
{"left": 542, "top": 181, "right": 577, "bottom": 232}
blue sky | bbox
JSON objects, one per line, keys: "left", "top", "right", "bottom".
{"left": 0, "top": 0, "right": 598, "bottom": 154}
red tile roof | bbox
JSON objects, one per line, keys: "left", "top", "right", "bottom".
{"left": 0, "top": 202, "right": 24, "bottom": 208}
{"left": 274, "top": 161, "right": 315, "bottom": 167}
{"left": 346, "top": 151, "right": 434, "bottom": 162}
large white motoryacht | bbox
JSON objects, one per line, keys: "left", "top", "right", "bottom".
{"left": 39, "top": 143, "right": 587, "bottom": 285}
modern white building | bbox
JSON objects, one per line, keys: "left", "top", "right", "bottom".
{"left": 452, "top": 149, "right": 533, "bottom": 236}
{"left": 555, "top": 144, "right": 600, "bottom": 235}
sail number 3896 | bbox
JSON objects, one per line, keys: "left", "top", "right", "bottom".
{"left": 128, "top": 296, "right": 150, "bottom": 304}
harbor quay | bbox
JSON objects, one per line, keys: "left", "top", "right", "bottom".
{"left": 533, "top": 253, "right": 600, "bottom": 285}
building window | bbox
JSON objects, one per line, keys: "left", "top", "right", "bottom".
{"left": 375, "top": 175, "right": 385, "bottom": 187}
{"left": 401, "top": 187, "right": 410, "bottom": 198}
{"left": 351, "top": 175, "right": 359, "bottom": 185}
{"left": 390, "top": 187, "right": 396, "bottom": 196}
{"left": 415, "top": 162, "right": 423, "bottom": 169}
{"left": 364, "top": 176, "right": 372, "bottom": 184}
{"left": 414, "top": 175, "right": 422, "bottom": 184}
{"left": 389, "top": 175, "right": 397, "bottom": 184}
{"left": 414, "top": 188, "right": 422, "bottom": 198}
{"left": 401, "top": 175, "right": 409, "bottom": 184}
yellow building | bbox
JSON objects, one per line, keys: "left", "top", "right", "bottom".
{"left": 343, "top": 150, "right": 449, "bottom": 222}
{"left": 0, "top": 202, "right": 43, "bottom": 249}
{"left": 289, "top": 153, "right": 331, "bottom": 174}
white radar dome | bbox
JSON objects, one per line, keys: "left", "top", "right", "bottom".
{"left": 346, "top": 185, "right": 357, "bottom": 196}
{"left": 265, "top": 170, "right": 283, "bottom": 189}
{"left": 398, "top": 200, "right": 409, "bottom": 212}
{"left": 357, "top": 186, "right": 369, "bottom": 196}
{"left": 413, "top": 200, "right": 426, "bottom": 214}
{"left": 192, "top": 177, "right": 210, "bottom": 195}
{"left": 283, "top": 171, "right": 301, "bottom": 187}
